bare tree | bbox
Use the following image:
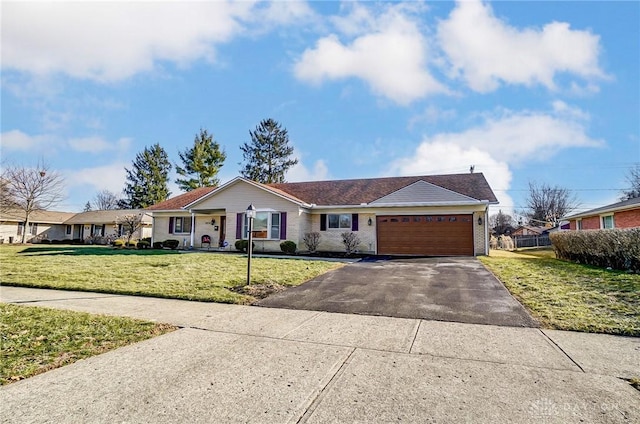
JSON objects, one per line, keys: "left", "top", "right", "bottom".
{"left": 92, "top": 189, "right": 121, "bottom": 210}
{"left": 620, "top": 164, "right": 640, "bottom": 201}
{"left": 341, "top": 232, "right": 361, "bottom": 255}
{"left": 523, "top": 182, "right": 579, "bottom": 226}
{"left": 489, "top": 210, "right": 515, "bottom": 235}
{"left": 1, "top": 162, "right": 65, "bottom": 243}
{"left": 115, "top": 213, "right": 144, "bottom": 245}
{"left": 302, "top": 232, "right": 321, "bottom": 253}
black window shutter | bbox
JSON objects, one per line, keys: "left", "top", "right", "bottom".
{"left": 320, "top": 214, "right": 327, "bottom": 231}
{"left": 352, "top": 214, "right": 359, "bottom": 231}
{"left": 101, "top": 225, "right": 105, "bottom": 236}
{"left": 169, "top": 217, "right": 174, "bottom": 234}
{"left": 236, "top": 213, "right": 243, "bottom": 239}
{"left": 280, "top": 212, "right": 287, "bottom": 240}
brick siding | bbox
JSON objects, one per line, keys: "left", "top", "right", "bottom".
{"left": 614, "top": 209, "right": 640, "bottom": 228}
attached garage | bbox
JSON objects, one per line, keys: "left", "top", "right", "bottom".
{"left": 376, "top": 214, "right": 474, "bottom": 256}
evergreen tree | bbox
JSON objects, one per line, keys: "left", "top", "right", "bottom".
{"left": 122, "top": 143, "right": 172, "bottom": 208}
{"left": 240, "top": 118, "right": 298, "bottom": 184}
{"left": 83, "top": 201, "right": 92, "bottom": 212}
{"left": 175, "top": 129, "right": 226, "bottom": 191}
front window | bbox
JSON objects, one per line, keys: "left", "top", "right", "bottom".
{"left": 92, "top": 224, "right": 103, "bottom": 236}
{"left": 328, "top": 214, "right": 351, "bottom": 229}
{"left": 244, "top": 212, "right": 281, "bottom": 239}
{"left": 66, "top": 225, "right": 72, "bottom": 235}
{"left": 577, "top": 219, "right": 582, "bottom": 230}
{"left": 173, "top": 217, "right": 192, "bottom": 234}
{"left": 601, "top": 215, "right": 614, "bottom": 229}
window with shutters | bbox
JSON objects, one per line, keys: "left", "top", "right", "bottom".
{"left": 242, "top": 212, "right": 282, "bottom": 239}
{"left": 328, "top": 214, "right": 351, "bottom": 229}
{"left": 172, "top": 217, "right": 192, "bottom": 234}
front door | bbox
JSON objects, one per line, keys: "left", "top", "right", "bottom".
{"left": 219, "top": 216, "right": 226, "bottom": 247}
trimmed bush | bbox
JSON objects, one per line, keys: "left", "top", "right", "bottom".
{"left": 127, "top": 241, "right": 137, "bottom": 248}
{"left": 141, "top": 237, "right": 152, "bottom": 244}
{"left": 163, "top": 239, "right": 180, "bottom": 250}
{"left": 112, "top": 240, "right": 125, "bottom": 248}
{"left": 137, "top": 240, "right": 150, "bottom": 249}
{"left": 153, "top": 241, "right": 164, "bottom": 249}
{"left": 550, "top": 228, "right": 640, "bottom": 272}
{"left": 280, "top": 240, "right": 297, "bottom": 254}
{"left": 234, "top": 239, "right": 255, "bottom": 253}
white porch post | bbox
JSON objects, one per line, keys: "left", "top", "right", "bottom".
{"left": 190, "top": 212, "right": 195, "bottom": 248}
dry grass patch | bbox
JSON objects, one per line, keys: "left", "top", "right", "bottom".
{"left": 0, "top": 245, "right": 342, "bottom": 304}
{"left": 480, "top": 248, "right": 639, "bottom": 336}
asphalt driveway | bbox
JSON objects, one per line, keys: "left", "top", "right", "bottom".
{"left": 257, "top": 257, "right": 538, "bottom": 327}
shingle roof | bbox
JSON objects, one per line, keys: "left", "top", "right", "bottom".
{"left": 269, "top": 173, "right": 497, "bottom": 205}
{"left": 63, "top": 209, "right": 152, "bottom": 224}
{"left": 565, "top": 197, "right": 640, "bottom": 219}
{"left": 0, "top": 209, "right": 76, "bottom": 224}
{"left": 145, "top": 186, "right": 216, "bottom": 211}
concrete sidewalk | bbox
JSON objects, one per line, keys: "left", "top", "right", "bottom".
{"left": 1, "top": 286, "right": 638, "bottom": 423}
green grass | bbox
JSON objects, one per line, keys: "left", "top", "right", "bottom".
{"left": 1, "top": 303, "right": 176, "bottom": 385}
{"left": 480, "top": 249, "right": 640, "bottom": 336}
{"left": 0, "top": 245, "right": 343, "bottom": 304}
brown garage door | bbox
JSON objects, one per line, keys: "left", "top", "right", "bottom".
{"left": 377, "top": 214, "right": 474, "bottom": 256}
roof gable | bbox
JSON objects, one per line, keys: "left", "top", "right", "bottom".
{"left": 370, "top": 180, "right": 479, "bottom": 205}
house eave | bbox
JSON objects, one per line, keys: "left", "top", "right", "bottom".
{"left": 308, "top": 200, "right": 494, "bottom": 210}
{"left": 565, "top": 203, "right": 640, "bottom": 220}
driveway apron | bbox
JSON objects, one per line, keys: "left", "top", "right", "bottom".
{"left": 257, "top": 257, "right": 538, "bottom": 327}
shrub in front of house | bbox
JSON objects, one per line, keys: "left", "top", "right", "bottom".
{"left": 280, "top": 240, "right": 297, "bottom": 254}
{"left": 51, "top": 239, "right": 65, "bottom": 245}
{"left": 234, "top": 239, "right": 255, "bottom": 253}
{"left": 112, "top": 239, "right": 125, "bottom": 248}
{"left": 341, "top": 232, "right": 361, "bottom": 255}
{"left": 163, "top": 239, "right": 180, "bottom": 250}
{"left": 127, "top": 241, "right": 137, "bottom": 248}
{"left": 136, "top": 240, "right": 150, "bottom": 249}
{"left": 71, "top": 238, "right": 84, "bottom": 245}
{"left": 550, "top": 228, "right": 640, "bottom": 272}
{"left": 40, "top": 239, "right": 51, "bottom": 244}
{"left": 153, "top": 241, "right": 164, "bottom": 249}
{"left": 303, "top": 232, "right": 321, "bottom": 253}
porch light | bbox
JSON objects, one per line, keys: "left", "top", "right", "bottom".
{"left": 478, "top": 217, "right": 483, "bottom": 226}
{"left": 367, "top": 217, "right": 373, "bottom": 226}
{"left": 210, "top": 218, "right": 216, "bottom": 226}
{"left": 246, "top": 204, "right": 256, "bottom": 285}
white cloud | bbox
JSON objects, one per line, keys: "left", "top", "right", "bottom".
{"left": 2, "top": 1, "right": 309, "bottom": 82}
{"left": 67, "top": 136, "right": 132, "bottom": 154}
{"left": 390, "top": 102, "right": 603, "bottom": 214}
{"left": 294, "top": 3, "right": 447, "bottom": 105}
{"left": 64, "top": 162, "right": 128, "bottom": 195}
{"left": 287, "top": 159, "right": 330, "bottom": 182}
{"left": 0, "top": 130, "right": 54, "bottom": 152}
{"left": 408, "top": 105, "right": 457, "bottom": 129}
{"left": 438, "top": 0, "right": 606, "bottom": 92}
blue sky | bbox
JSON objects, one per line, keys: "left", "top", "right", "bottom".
{"left": 2, "top": 0, "right": 639, "bottom": 217}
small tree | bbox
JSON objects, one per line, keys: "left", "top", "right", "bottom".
{"left": 115, "top": 213, "right": 144, "bottom": 246}
{"left": 1, "top": 162, "right": 65, "bottom": 243}
{"left": 240, "top": 118, "right": 298, "bottom": 184}
{"left": 341, "top": 232, "right": 360, "bottom": 255}
{"left": 303, "top": 232, "right": 321, "bottom": 253}
{"left": 83, "top": 201, "right": 92, "bottom": 212}
{"left": 175, "top": 128, "right": 226, "bottom": 191}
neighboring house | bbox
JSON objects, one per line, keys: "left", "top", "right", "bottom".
{"left": 512, "top": 225, "right": 548, "bottom": 237}
{"left": 0, "top": 209, "right": 76, "bottom": 243}
{"left": 62, "top": 209, "right": 153, "bottom": 242}
{"left": 565, "top": 197, "right": 640, "bottom": 230}
{"left": 147, "top": 173, "right": 498, "bottom": 256}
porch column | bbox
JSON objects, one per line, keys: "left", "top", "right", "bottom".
{"left": 190, "top": 212, "right": 195, "bottom": 248}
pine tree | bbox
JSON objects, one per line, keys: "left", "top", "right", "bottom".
{"left": 83, "top": 201, "right": 92, "bottom": 212}
{"left": 122, "top": 143, "right": 172, "bottom": 208}
{"left": 240, "top": 119, "right": 298, "bottom": 184}
{"left": 175, "top": 129, "right": 226, "bottom": 191}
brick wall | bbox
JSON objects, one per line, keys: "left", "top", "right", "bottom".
{"left": 581, "top": 216, "right": 600, "bottom": 230}
{"left": 614, "top": 209, "right": 640, "bottom": 228}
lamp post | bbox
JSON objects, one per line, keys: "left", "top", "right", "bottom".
{"left": 246, "top": 204, "right": 256, "bottom": 286}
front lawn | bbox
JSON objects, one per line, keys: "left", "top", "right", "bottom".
{"left": 480, "top": 249, "right": 640, "bottom": 336}
{"left": 0, "top": 245, "right": 343, "bottom": 304}
{"left": 1, "top": 303, "right": 176, "bottom": 385}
